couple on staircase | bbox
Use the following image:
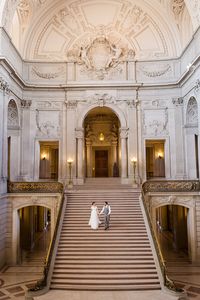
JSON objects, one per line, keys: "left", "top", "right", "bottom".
{"left": 89, "top": 201, "right": 111, "bottom": 230}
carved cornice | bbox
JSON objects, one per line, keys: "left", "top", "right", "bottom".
{"left": 172, "top": 97, "right": 183, "bottom": 106}
{"left": 8, "top": 181, "right": 63, "bottom": 193}
{"left": 21, "top": 99, "right": 32, "bottom": 109}
{"left": 142, "top": 180, "right": 200, "bottom": 193}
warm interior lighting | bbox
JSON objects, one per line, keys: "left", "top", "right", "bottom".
{"left": 99, "top": 132, "right": 105, "bottom": 141}
{"left": 42, "top": 153, "right": 47, "bottom": 160}
{"left": 131, "top": 158, "right": 137, "bottom": 164}
{"left": 158, "top": 152, "right": 163, "bottom": 158}
{"left": 67, "top": 158, "right": 73, "bottom": 164}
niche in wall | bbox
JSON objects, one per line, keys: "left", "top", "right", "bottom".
{"left": 146, "top": 140, "right": 165, "bottom": 179}
{"left": 39, "top": 141, "right": 59, "bottom": 180}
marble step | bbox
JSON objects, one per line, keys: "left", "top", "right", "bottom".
{"left": 50, "top": 283, "right": 160, "bottom": 291}
{"left": 51, "top": 186, "right": 161, "bottom": 291}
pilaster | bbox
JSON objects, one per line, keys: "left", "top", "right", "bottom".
{"left": 172, "top": 97, "right": 186, "bottom": 179}
{"left": 0, "top": 77, "right": 10, "bottom": 193}
{"left": 18, "top": 99, "right": 32, "bottom": 181}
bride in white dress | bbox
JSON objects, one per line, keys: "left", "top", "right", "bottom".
{"left": 88, "top": 202, "right": 101, "bottom": 229}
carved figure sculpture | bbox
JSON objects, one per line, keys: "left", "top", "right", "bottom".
{"left": 106, "top": 43, "right": 122, "bottom": 68}
{"left": 79, "top": 45, "right": 91, "bottom": 69}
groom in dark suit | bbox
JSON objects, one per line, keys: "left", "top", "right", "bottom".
{"left": 100, "top": 201, "right": 111, "bottom": 230}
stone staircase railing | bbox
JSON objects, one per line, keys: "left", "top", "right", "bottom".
{"left": 7, "top": 181, "right": 63, "bottom": 193}
{"left": 141, "top": 180, "right": 195, "bottom": 296}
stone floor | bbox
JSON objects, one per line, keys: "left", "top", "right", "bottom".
{"left": 0, "top": 226, "right": 200, "bottom": 300}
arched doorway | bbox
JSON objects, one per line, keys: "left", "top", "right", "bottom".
{"left": 84, "top": 107, "right": 120, "bottom": 178}
{"left": 18, "top": 205, "right": 51, "bottom": 264}
{"left": 156, "top": 205, "right": 189, "bottom": 259}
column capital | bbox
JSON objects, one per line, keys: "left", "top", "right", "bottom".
{"left": 172, "top": 97, "right": 183, "bottom": 106}
{"left": 65, "top": 100, "right": 77, "bottom": 110}
{"left": 195, "top": 79, "right": 200, "bottom": 93}
{"left": 120, "top": 127, "right": 129, "bottom": 139}
{"left": 75, "top": 128, "right": 84, "bottom": 139}
{"left": 21, "top": 99, "right": 32, "bottom": 109}
{"left": 0, "top": 77, "right": 10, "bottom": 94}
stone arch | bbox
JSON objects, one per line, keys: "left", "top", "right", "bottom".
{"left": 150, "top": 195, "right": 196, "bottom": 262}
{"left": 186, "top": 96, "right": 198, "bottom": 126}
{"left": 77, "top": 103, "right": 127, "bottom": 129}
{"left": 7, "top": 99, "right": 19, "bottom": 129}
{"left": 10, "top": 194, "right": 61, "bottom": 264}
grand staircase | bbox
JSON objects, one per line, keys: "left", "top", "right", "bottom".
{"left": 50, "top": 178, "right": 161, "bottom": 291}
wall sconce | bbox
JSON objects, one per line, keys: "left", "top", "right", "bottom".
{"left": 158, "top": 152, "right": 163, "bottom": 159}
{"left": 67, "top": 159, "right": 73, "bottom": 187}
{"left": 99, "top": 132, "right": 104, "bottom": 142}
{"left": 131, "top": 158, "right": 137, "bottom": 185}
{"left": 42, "top": 153, "right": 47, "bottom": 160}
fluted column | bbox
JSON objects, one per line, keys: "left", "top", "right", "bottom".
{"left": 172, "top": 97, "right": 186, "bottom": 179}
{"left": 86, "top": 139, "right": 92, "bottom": 177}
{"left": 76, "top": 128, "right": 84, "bottom": 184}
{"left": 120, "top": 128, "right": 128, "bottom": 180}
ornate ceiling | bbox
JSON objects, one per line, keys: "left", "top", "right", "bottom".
{"left": 0, "top": 0, "right": 199, "bottom": 61}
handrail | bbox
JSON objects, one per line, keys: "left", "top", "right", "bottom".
{"left": 27, "top": 191, "right": 66, "bottom": 294}
{"left": 141, "top": 184, "right": 184, "bottom": 293}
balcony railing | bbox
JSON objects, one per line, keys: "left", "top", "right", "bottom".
{"left": 7, "top": 181, "right": 63, "bottom": 193}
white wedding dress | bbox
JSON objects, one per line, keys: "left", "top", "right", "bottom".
{"left": 88, "top": 205, "right": 101, "bottom": 229}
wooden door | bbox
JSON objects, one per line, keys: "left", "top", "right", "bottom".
{"left": 95, "top": 150, "right": 108, "bottom": 177}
